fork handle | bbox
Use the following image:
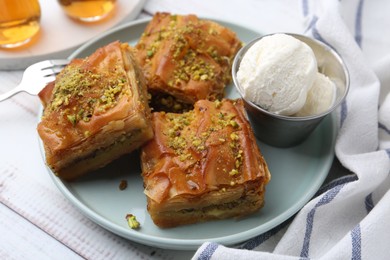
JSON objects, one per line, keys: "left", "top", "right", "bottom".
{"left": 0, "top": 84, "right": 25, "bottom": 102}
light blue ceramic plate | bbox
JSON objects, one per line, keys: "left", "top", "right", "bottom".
{"left": 42, "top": 18, "right": 336, "bottom": 250}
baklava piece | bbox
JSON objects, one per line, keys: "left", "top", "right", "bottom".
{"left": 141, "top": 99, "right": 270, "bottom": 228}
{"left": 38, "top": 41, "right": 153, "bottom": 180}
{"left": 135, "top": 13, "right": 242, "bottom": 112}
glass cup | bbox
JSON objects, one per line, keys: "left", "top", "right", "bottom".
{"left": 0, "top": 0, "right": 41, "bottom": 48}
{"left": 57, "top": 0, "right": 116, "bottom": 22}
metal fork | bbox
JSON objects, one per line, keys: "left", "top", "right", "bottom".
{"left": 0, "top": 59, "right": 69, "bottom": 102}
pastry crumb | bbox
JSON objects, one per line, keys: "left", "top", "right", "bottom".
{"left": 119, "top": 180, "right": 128, "bottom": 190}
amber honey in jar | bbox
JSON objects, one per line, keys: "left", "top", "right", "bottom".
{"left": 58, "top": 0, "right": 116, "bottom": 22}
{"left": 0, "top": 0, "right": 41, "bottom": 48}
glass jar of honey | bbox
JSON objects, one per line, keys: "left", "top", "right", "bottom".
{"left": 0, "top": 0, "right": 41, "bottom": 48}
{"left": 57, "top": 0, "right": 116, "bottom": 22}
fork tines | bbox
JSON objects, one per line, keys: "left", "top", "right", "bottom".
{"left": 40, "top": 59, "right": 69, "bottom": 78}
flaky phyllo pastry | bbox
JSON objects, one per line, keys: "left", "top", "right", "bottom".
{"left": 141, "top": 99, "right": 271, "bottom": 228}
{"left": 37, "top": 41, "right": 153, "bottom": 180}
{"left": 135, "top": 13, "right": 242, "bottom": 112}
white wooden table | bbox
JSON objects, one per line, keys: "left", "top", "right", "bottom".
{"left": 0, "top": 1, "right": 364, "bottom": 259}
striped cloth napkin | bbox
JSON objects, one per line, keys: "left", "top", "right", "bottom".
{"left": 188, "top": 0, "right": 390, "bottom": 259}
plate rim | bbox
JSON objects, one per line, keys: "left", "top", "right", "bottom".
{"left": 40, "top": 17, "right": 337, "bottom": 250}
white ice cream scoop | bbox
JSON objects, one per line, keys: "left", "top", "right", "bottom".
{"left": 294, "top": 72, "right": 336, "bottom": 117}
{"left": 236, "top": 33, "right": 318, "bottom": 116}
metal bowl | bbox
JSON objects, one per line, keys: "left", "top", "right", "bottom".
{"left": 232, "top": 33, "right": 349, "bottom": 147}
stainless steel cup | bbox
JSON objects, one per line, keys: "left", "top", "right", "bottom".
{"left": 232, "top": 33, "right": 350, "bottom": 147}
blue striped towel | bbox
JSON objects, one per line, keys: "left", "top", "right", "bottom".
{"left": 193, "top": 0, "right": 390, "bottom": 259}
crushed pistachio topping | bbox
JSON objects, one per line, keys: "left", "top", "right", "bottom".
{"left": 163, "top": 100, "right": 244, "bottom": 178}
{"left": 229, "top": 169, "right": 239, "bottom": 176}
{"left": 230, "top": 132, "right": 239, "bottom": 141}
{"left": 67, "top": 114, "right": 76, "bottom": 126}
{"left": 214, "top": 100, "right": 222, "bottom": 108}
{"left": 235, "top": 150, "right": 244, "bottom": 168}
{"left": 48, "top": 64, "right": 127, "bottom": 126}
{"left": 166, "top": 111, "right": 194, "bottom": 160}
{"left": 126, "top": 214, "right": 140, "bottom": 229}
{"left": 183, "top": 56, "right": 215, "bottom": 82}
